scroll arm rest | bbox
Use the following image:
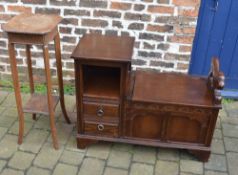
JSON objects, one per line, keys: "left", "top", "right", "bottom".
{"left": 208, "top": 57, "right": 225, "bottom": 104}
{"left": 213, "top": 71, "right": 225, "bottom": 90}
{"left": 211, "top": 57, "right": 225, "bottom": 90}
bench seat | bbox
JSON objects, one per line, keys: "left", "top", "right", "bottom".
{"left": 132, "top": 71, "right": 217, "bottom": 108}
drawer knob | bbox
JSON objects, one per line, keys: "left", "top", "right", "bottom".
{"left": 97, "top": 107, "right": 104, "bottom": 117}
{"left": 98, "top": 124, "right": 104, "bottom": 131}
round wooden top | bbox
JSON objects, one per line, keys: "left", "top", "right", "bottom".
{"left": 2, "top": 13, "right": 62, "bottom": 35}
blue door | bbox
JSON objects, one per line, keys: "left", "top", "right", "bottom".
{"left": 189, "top": 0, "right": 238, "bottom": 94}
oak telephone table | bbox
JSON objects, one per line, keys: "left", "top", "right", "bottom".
{"left": 3, "top": 13, "right": 71, "bottom": 149}
{"left": 71, "top": 34, "right": 224, "bottom": 162}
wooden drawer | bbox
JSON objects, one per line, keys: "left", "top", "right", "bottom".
{"left": 83, "top": 102, "right": 119, "bottom": 118}
{"left": 84, "top": 122, "right": 118, "bottom": 137}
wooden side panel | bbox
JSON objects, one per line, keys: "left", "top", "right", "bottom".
{"left": 125, "top": 110, "right": 163, "bottom": 140}
{"left": 166, "top": 116, "right": 201, "bottom": 143}
{"left": 125, "top": 102, "right": 213, "bottom": 145}
{"left": 166, "top": 113, "right": 209, "bottom": 144}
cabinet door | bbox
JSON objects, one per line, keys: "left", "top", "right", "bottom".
{"left": 125, "top": 109, "right": 164, "bottom": 140}
{"left": 166, "top": 112, "right": 209, "bottom": 144}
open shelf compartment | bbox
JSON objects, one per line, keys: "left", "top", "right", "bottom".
{"left": 23, "top": 94, "right": 60, "bottom": 115}
{"left": 83, "top": 65, "right": 121, "bottom": 100}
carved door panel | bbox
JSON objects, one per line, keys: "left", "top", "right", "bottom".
{"left": 165, "top": 112, "right": 210, "bottom": 144}
{"left": 124, "top": 109, "right": 165, "bottom": 140}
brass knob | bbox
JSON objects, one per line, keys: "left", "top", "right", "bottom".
{"left": 97, "top": 107, "right": 104, "bottom": 117}
{"left": 97, "top": 124, "right": 104, "bottom": 131}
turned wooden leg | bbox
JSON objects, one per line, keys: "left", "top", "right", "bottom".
{"left": 43, "top": 45, "right": 59, "bottom": 150}
{"left": 8, "top": 43, "right": 24, "bottom": 144}
{"left": 77, "top": 138, "right": 98, "bottom": 149}
{"left": 26, "top": 45, "right": 36, "bottom": 120}
{"left": 54, "top": 32, "right": 71, "bottom": 124}
{"left": 188, "top": 149, "right": 211, "bottom": 162}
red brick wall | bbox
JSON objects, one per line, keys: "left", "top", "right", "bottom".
{"left": 0, "top": 0, "right": 200, "bottom": 83}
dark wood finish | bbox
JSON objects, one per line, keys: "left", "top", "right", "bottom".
{"left": 132, "top": 71, "right": 216, "bottom": 107}
{"left": 77, "top": 134, "right": 211, "bottom": 151}
{"left": 72, "top": 34, "right": 134, "bottom": 149}
{"left": 3, "top": 13, "right": 71, "bottom": 149}
{"left": 71, "top": 34, "right": 135, "bottom": 62}
{"left": 208, "top": 57, "right": 225, "bottom": 104}
{"left": 83, "top": 66, "right": 121, "bottom": 100}
{"left": 124, "top": 109, "right": 164, "bottom": 140}
{"left": 83, "top": 101, "right": 119, "bottom": 122}
{"left": 84, "top": 121, "right": 119, "bottom": 137}
{"left": 23, "top": 94, "right": 59, "bottom": 115}
{"left": 72, "top": 34, "right": 224, "bottom": 162}
{"left": 166, "top": 112, "right": 207, "bottom": 143}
